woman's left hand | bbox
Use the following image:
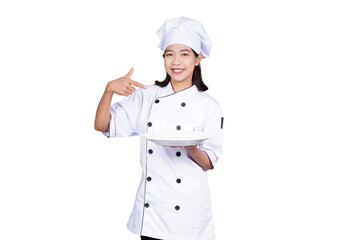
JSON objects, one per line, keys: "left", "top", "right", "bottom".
{"left": 183, "top": 145, "right": 198, "bottom": 153}
{"left": 184, "top": 145, "right": 213, "bottom": 171}
{"left": 168, "top": 145, "right": 212, "bottom": 171}
{"left": 169, "top": 145, "right": 197, "bottom": 150}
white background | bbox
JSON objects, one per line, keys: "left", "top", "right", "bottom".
{"left": 1, "top": 0, "right": 359, "bottom": 239}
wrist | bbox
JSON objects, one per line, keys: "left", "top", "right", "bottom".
{"left": 105, "top": 82, "right": 114, "bottom": 94}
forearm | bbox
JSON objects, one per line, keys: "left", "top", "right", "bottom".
{"left": 185, "top": 146, "right": 213, "bottom": 171}
{"left": 94, "top": 68, "right": 147, "bottom": 132}
{"left": 94, "top": 88, "right": 113, "bottom": 132}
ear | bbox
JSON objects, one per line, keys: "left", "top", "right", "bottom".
{"left": 195, "top": 54, "right": 203, "bottom": 66}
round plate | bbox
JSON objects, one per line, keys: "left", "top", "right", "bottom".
{"left": 142, "top": 132, "right": 213, "bottom": 147}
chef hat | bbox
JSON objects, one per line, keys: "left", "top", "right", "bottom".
{"left": 157, "top": 16, "right": 212, "bottom": 58}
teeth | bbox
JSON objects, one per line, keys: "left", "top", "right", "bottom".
{"left": 173, "top": 69, "right": 183, "bottom": 72}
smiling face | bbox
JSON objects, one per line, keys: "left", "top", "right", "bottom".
{"left": 163, "top": 44, "right": 203, "bottom": 86}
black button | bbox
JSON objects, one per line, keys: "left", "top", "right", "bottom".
{"left": 147, "top": 176, "right": 152, "bottom": 182}
{"left": 181, "top": 102, "right": 186, "bottom": 107}
{"left": 176, "top": 125, "right": 181, "bottom": 130}
{"left": 148, "top": 122, "right": 152, "bottom": 127}
{"left": 176, "top": 151, "right": 181, "bottom": 157}
{"left": 175, "top": 205, "right": 180, "bottom": 211}
{"left": 155, "top": 99, "right": 160, "bottom": 104}
{"left": 148, "top": 149, "right": 153, "bottom": 154}
{"left": 176, "top": 178, "right": 181, "bottom": 183}
{"left": 144, "top": 203, "right": 149, "bottom": 208}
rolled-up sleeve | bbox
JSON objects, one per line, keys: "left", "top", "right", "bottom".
{"left": 198, "top": 102, "right": 224, "bottom": 168}
{"left": 102, "top": 89, "right": 143, "bottom": 138}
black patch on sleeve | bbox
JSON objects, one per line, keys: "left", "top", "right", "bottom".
{"left": 221, "top": 117, "right": 224, "bottom": 129}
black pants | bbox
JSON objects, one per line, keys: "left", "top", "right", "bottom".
{"left": 140, "top": 236, "right": 162, "bottom": 240}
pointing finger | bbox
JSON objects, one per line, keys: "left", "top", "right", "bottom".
{"left": 130, "top": 79, "right": 147, "bottom": 89}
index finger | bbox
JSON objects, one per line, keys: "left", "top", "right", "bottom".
{"left": 130, "top": 79, "right": 147, "bottom": 89}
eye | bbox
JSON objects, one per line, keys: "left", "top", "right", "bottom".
{"left": 165, "top": 53, "right": 173, "bottom": 57}
{"left": 182, "top": 53, "right": 189, "bottom": 56}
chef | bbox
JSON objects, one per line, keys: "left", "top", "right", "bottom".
{"left": 94, "top": 16, "right": 224, "bottom": 240}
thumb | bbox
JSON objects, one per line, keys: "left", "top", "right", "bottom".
{"left": 124, "top": 67, "right": 134, "bottom": 78}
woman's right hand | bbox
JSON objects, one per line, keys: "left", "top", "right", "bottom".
{"left": 106, "top": 68, "right": 147, "bottom": 96}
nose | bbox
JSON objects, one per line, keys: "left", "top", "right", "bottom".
{"left": 171, "top": 54, "right": 181, "bottom": 65}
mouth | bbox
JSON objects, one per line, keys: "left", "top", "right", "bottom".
{"left": 171, "top": 68, "right": 185, "bottom": 74}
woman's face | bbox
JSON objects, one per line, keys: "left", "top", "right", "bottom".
{"left": 163, "top": 44, "right": 203, "bottom": 84}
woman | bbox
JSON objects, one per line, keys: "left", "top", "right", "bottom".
{"left": 95, "top": 16, "right": 223, "bottom": 240}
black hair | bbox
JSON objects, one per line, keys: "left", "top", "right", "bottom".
{"left": 155, "top": 50, "right": 209, "bottom": 91}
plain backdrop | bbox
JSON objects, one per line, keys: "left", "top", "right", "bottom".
{"left": 1, "top": 0, "right": 359, "bottom": 239}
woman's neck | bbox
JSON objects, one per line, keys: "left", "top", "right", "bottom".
{"left": 170, "top": 79, "right": 192, "bottom": 93}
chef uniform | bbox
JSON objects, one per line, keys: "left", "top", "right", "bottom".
{"left": 103, "top": 17, "right": 223, "bottom": 240}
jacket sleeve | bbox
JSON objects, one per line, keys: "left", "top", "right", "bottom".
{"left": 198, "top": 102, "right": 224, "bottom": 168}
{"left": 102, "top": 89, "right": 144, "bottom": 138}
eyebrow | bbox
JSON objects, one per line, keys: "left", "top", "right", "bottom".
{"left": 165, "top": 49, "right": 191, "bottom": 53}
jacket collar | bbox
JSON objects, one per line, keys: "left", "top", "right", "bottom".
{"left": 159, "top": 82, "right": 199, "bottom": 99}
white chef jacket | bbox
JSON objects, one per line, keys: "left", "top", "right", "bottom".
{"left": 103, "top": 82, "right": 223, "bottom": 240}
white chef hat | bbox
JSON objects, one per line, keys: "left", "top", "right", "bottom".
{"left": 157, "top": 16, "right": 212, "bottom": 58}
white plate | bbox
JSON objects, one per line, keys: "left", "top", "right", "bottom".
{"left": 142, "top": 132, "right": 214, "bottom": 146}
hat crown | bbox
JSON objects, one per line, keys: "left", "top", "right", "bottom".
{"left": 157, "top": 17, "right": 212, "bottom": 58}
